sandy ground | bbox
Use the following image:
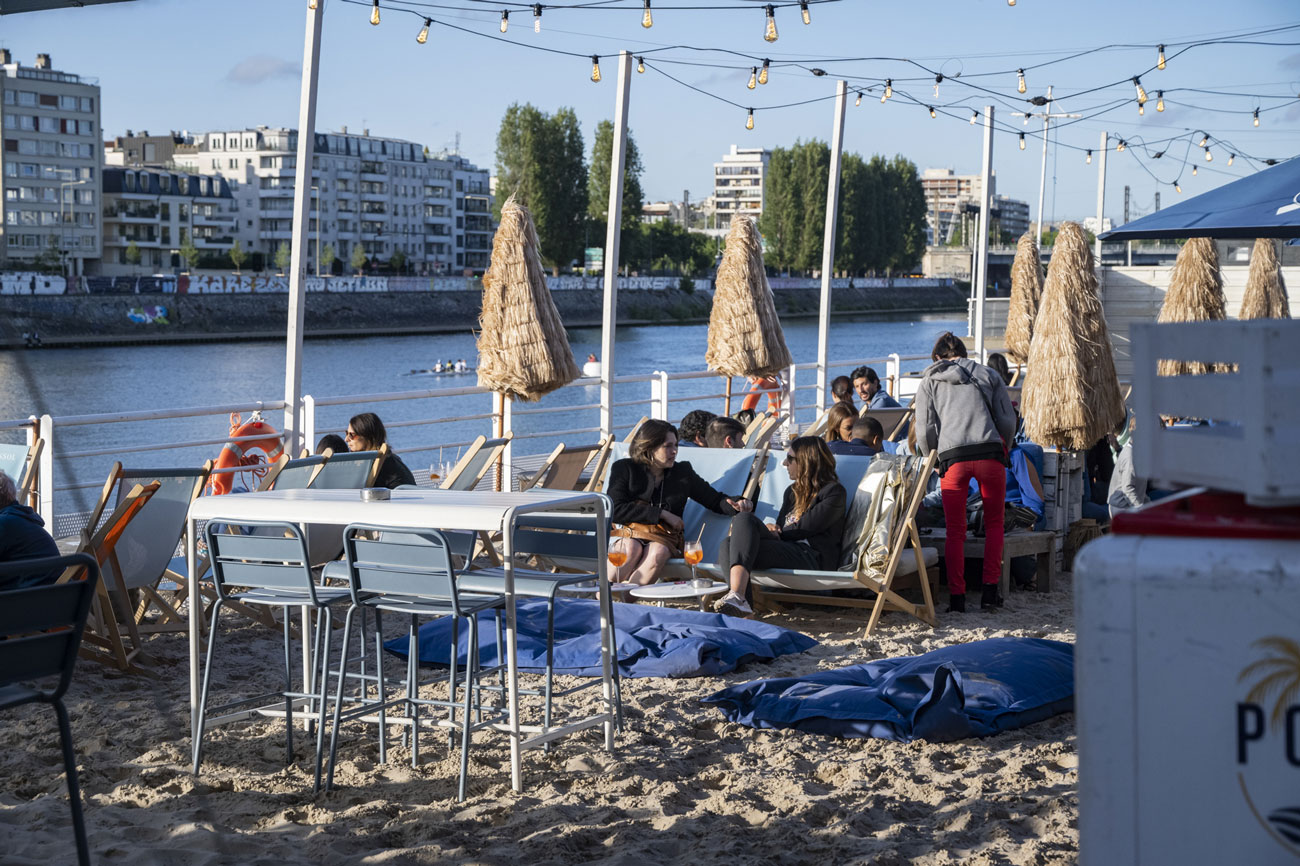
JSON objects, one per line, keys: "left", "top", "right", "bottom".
{"left": 0, "top": 578, "right": 1078, "bottom": 866}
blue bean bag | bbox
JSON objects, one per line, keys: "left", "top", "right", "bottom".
{"left": 702, "top": 637, "right": 1073, "bottom": 741}
{"left": 386, "top": 597, "right": 817, "bottom": 679}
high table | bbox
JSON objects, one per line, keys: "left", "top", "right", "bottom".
{"left": 185, "top": 487, "right": 615, "bottom": 792}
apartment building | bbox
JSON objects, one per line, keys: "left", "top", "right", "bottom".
{"left": 921, "top": 168, "right": 1031, "bottom": 245}
{"left": 0, "top": 50, "right": 102, "bottom": 274}
{"left": 100, "top": 167, "right": 236, "bottom": 275}
{"left": 711, "top": 145, "right": 769, "bottom": 236}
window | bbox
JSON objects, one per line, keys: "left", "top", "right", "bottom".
{"left": 2, "top": 91, "right": 12, "bottom": 105}
{"left": 18, "top": 139, "right": 37, "bottom": 154}
{"left": 41, "top": 187, "right": 56, "bottom": 202}
{"left": 77, "top": 189, "right": 93, "bottom": 205}
{"left": 59, "top": 95, "right": 76, "bottom": 110}
{"left": 38, "top": 116, "right": 57, "bottom": 133}
{"left": 2, "top": 162, "right": 12, "bottom": 177}
{"left": 4, "top": 210, "right": 16, "bottom": 225}
{"left": 19, "top": 116, "right": 35, "bottom": 131}
{"left": 228, "top": 159, "right": 237, "bottom": 169}
{"left": 3, "top": 189, "right": 14, "bottom": 200}
{"left": 79, "top": 97, "right": 92, "bottom": 113}
{"left": 40, "top": 211, "right": 58, "bottom": 225}
{"left": 17, "top": 91, "right": 36, "bottom": 107}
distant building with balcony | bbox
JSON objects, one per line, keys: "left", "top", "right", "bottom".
{"left": 0, "top": 49, "right": 102, "bottom": 274}
{"left": 710, "top": 145, "right": 768, "bottom": 236}
{"left": 995, "top": 195, "right": 1031, "bottom": 240}
{"left": 100, "top": 167, "right": 235, "bottom": 274}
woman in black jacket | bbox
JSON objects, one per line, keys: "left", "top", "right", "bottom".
{"left": 346, "top": 412, "right": 417, "bottom": 489}
{"left": 713, "top": 436, "right": 845, "bottom": 618}
{"left": 607, "top": 419, "right": 751, "bottom": 585}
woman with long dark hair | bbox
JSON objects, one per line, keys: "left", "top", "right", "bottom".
{"left": 823, "top": 401, "right": 857, "bottom": 444}
{"left": 346, "top": 412, "right": 417, "bottom": 489}
{"left": 713, "top": 436, "right": 846, "bottom": 618}
{"left": 607, "top": 419, "right": 751, "bottom": 585}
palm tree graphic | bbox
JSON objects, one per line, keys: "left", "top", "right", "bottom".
{"left": 1239, "top": 636, "right": 1300, "bottom": 732}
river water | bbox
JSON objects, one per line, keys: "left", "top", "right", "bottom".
{"left": 1, "top": 312, "right": 962, "bottom": 513}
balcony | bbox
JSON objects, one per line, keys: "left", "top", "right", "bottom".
{"left": 258, "top": 229, "right": 292, "bottom": 241}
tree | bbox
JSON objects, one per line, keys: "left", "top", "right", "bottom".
{"left": 178, "top": 232, "right": 200, "bottom": 272}
{"left": 350, "top": 243, "right": 367, "bottom": 276}
{"left": 273, "top": 242, "right": 291, "bottom": 273}
{"left": 125, "top": 240, "right": 142, "bottom": 273}
{"left": 229, "top": 239, "right": 246, "bottom": 275}
{"left": 587, "top": 119, "right": 644, "bottom": 228}
{"left": 320, "top": 242, "right": 336, "bottom": 275}
{"left": 389, "top": 249, "right": 407, "bottom": 275}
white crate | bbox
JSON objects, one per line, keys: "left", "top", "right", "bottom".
{"left": 1131, "top": 320, "right": 1300, "bottom": 504}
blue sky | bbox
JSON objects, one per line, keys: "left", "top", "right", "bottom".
{"left": 4, "top": 0, "right": 1297, "bottom": 225}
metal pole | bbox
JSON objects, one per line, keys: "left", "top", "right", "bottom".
{"left": 973, "top": 106, "right": 994, "bottom": 359}
{"left": 816, "top": 80, "right": 848, "bottom": 413}
{"left": 1034, "top": 86, "right": 1052, "bottom": 252}
{"left": 283, "top": 0, "right": 324, "bottom": 457}
{"left": 599, "top": 51, "right": 632, "bottom": 438}
{"left": 1095, "top": 131, "right": 1108, "bottom": 264}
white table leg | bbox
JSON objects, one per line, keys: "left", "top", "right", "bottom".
{"left": 597, "top": 522, "right": 615, "bottom": 751}
{"left": 187, "top": 517, "right": 200, "bottom": 741}
{"left": 503, "top": 538, "right": 522, "bottom": 792}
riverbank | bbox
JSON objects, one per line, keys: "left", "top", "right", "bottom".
{"left": 2, "top": 284, "right": 967, "bottom": 347}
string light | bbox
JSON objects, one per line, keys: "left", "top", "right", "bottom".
{"left": 1019, "top": 132, "right": 1026, "bottom": 150}
{"left": 856, "top": 91, "right": 863, "bottom": 107}
{"left": 758, "top": 59, "right": 770, "bottom": 85}
{"left": 763, "top": 5, "right": 778, "bottom": 42}
{"left": 1175, "top": 181, "right": 1182, "bottom": 193}
{"left": 1133, "top": 77, "right": 1148, "bottom": 105}
{"left": 1156, "top": 91, "right": 1165, "bottom": 112}
{"left": 636, "top": 56, "right": 645, "bottom": 74}
{"left": 746, "top": 108, "right": 754, "bottom": 130}
{"left": 928, "top": 105, "right": 937, "bottom": 119}
{"left": 1086, "top": 150, "right": 1092, "bottom": 164}
{"left": 1153, "top": 151, "right": 1164, "bottom": 159}
{"left": 369, "top": 0, "right": 380, "bottom": 25}
{"left": 1116, "top": 139, "right": 1126, "bottom": 152}
{"left": 533, "top": 3, "right": 542, "bottom": 32}
{"left": 590, "top": 55, "right": 601, "bottom": 83}
{"left": 1157, "top": 44, "right": 1166, "bottom": 70}
{"left": 416, "top": 17, "right": 431, "bottom": 43}
{"left": 1017, "top": 68, "right": 1026, "bottom": 94}
{"left": 1228, "top": 153, "right": 1235, "bottom": 166}
{"left": 881, "top": 79, "right": 892, "bottom": 102}
{"left": 308, "top": 0, "right": 316, "bottom": 9}
{"left": 642, "top": 0, "right": 653, "bottom": 28}
{"left": 1192, "top": 165, "right": 1198, "bottom": 176}
{"left": 800, "top": 0, "right": 811, "bottom": 25}
{"left": 499, "top": 9, "right": 508, "bottom": 32}
{"left": 748, "top": 67, "right": 757, "bottom": 89}
{"left": 1254, "top": 107, "right": 1261, "bottom": 127}
{"left": 970, "top": 110, "right": 979, "bottom": 124}
{"left": 933, "top": 73, "right": 943, "bottom": 98}
{"left": 1138, "top": 103, "right": 1144, "bottom": 116}
{"left": 1008, "top": 0, "right": 1015, "bottom": 6}
{"left": 1198, "top": 132, "right": 1209, "bottom": 147}
{"left": 1023, "top": 113, "right": 1030, "bottom": 126}
{"left": 1204, "top": 148, "right": 1213, "bottom": 162}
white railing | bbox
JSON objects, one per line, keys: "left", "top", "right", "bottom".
{"left": 4, "top": 354, "right": 931, "bottom": 529}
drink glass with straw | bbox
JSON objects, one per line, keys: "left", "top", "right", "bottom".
{"left": 607, "top": 528, "right": 628, "bottom": 577}
{"left": 685, "top": 524, "right": 706, "bottom": 587}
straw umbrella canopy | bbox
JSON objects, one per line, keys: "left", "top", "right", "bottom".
{"left": 1023, "top": 221, "right": 1126, "bottom": 450}
{"left": 1239, "top": 238, "right": 1291, "bottom": 320}
{"left": 705, "top": 215, "right": 793, "bottom": 379}
{"left": 1155, "top": 237, "right": 1227, "bottom": 375}
{"left": 476, "top": 195, "right": 580, "bottom": 402}
{"left": 1005, "top": 231, "right": 1044, "bottom": 363}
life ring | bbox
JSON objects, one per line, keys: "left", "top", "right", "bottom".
{"left": 208, "top": 411, "right": 285, "bottom": 495}
{"left": 740, "top": 375, "right": 783, "bottom": 413}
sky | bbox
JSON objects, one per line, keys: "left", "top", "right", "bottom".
{"left": 3, "top": 0, "right": 1297, "bottom": 227}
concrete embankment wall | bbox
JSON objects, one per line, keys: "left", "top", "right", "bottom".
{"left": 2, "top": 283, "right": 968, "bottom": 347}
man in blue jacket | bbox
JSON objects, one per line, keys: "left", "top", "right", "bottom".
{"left": 0, "top": 470, "right": 62, "bottom": 590}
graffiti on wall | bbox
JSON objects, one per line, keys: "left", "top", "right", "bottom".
{"left": 1, "top": 273, "right": 67, "bottom": 295}
{"left": 126, "top": 305, "right": 169, "bottom": 324}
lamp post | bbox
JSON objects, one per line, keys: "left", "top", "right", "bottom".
{"left": 59, "top": 176, "right": 88, "bottom": 279}
{"left": 310, "top": 184, "right": 319, "bottom": 277}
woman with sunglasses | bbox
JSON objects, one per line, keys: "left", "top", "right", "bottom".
{"left": 713, "top": 436, "right": 845, "bottom": 618}
{"left": 346, "top": 412, "right": 416, "bottom": 489}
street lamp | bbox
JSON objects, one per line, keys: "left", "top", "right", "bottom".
{"left": 58, "top": 174, "right": 88, "bottom": 279}
{"left": 310, "top": 184, "right": 319, "bottom": 277}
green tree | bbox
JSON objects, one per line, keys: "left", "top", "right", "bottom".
{"left": 320, "top": 242, "right": 336, "bottom": 275}
{"left": 350, "top": 243, "right": 367, "bottom": 276}
{"left": 125, "top": 240, "right": 142, "bottom": 273}
{"left": 884, "top": 155, "right": 927, "bottom": 272}
{"left": 273, "top": 242, "right": 291, "bottom": 273}
{"left": 179, "top": 232, "right": 200, "bottom": 272}
{"left": 587, "top": 119, "right": 644, "bottom": 229}
{"left": 228, "top": 239, "right": 246, "bottom": 275}
{"left": 759, "top": 139, "right": 830, "bottom": 272}
{"left": 389, "top": 249, "right": 407, "bottom": 275}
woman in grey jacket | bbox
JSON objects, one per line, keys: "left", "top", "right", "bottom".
{"left": 914, "top": 332, "right": 1017, "bottom": 612}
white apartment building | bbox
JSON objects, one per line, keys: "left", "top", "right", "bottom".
{"left": 170, "top": 127, "right": 492, "bottom": 275}
{"left": 100, "top": 166, "right": 236, "bottom": 275}
{"left": 711, "top": 145, "right": 768, "bottom": 236}
{"left": 0, "top": 50, "right": 102, "bottom": 274}
{"left": 921, "top": 168, "right": 1032, "bottom": 245}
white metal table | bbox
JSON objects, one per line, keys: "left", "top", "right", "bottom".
{"left": 185, "top": 487, "right": 615, "bottom": 792}
{"left": 629, "top": 580, "right": 729, "bottom": 611}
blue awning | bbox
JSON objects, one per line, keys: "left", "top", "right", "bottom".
{"left": 1100, "top": 158, "right": 1300, "bottom": 241}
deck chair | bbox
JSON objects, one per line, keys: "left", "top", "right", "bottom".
{"left": 747, "top": 450, "right": 940, "bottom": 636}
{"left": 0, "top": 438, "right": 43, "bottom": 508}
{"left": 302, "top": 447, "right": 386, "bottom": 566}
{"left": 439, "top": 435, "right": 513, "bottom": 565}
{"left": 743, "top": 413, "right": 782, "bottom": 449}
{"left": 622, "top": 417, "right": 649, "bottom": 444}
{"left": 804, "top": 406, "right": 833, "bottom": 437}
{"left": 582, "top": 435, "right": 616, "bottom": 493}
{"left": 861, "top": 406, "right": 913, "bottom": 442}
{"left": 521, "top": 438, "right": 610, "bottom": 493}
{"left": 0, "top": 553, "right": 100, "bottom": 866}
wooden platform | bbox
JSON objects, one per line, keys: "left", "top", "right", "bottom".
{"left": 922, "top": 528, "right": 1056, "bottom": 597}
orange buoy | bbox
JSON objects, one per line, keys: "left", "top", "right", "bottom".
{"left": 740, "top": 375, "right": 784, "bottom": 413}
{"left": 208, "top": 411, "right": 284, "bottom": 495}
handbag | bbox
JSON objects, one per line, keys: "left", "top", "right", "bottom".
{"left": 612, "top": 522, "right": 684, "bottom": 557}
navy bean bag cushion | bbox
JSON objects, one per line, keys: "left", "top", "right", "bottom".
{"left": 702, "top": 637, "right": 1073, "bottom": 742}
{"left": 386, "top": 597, "right": 817, "bottom": 678}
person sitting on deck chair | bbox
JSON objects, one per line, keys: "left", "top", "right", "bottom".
{"left": 346, "top": 412, "right": 416, "bottom": 489}
{"left": 831, "top": 375, "right": 855, "bottom": 409}
{"left": 852, "top": 365, "right": 902, "bottom": 410}
{"left": 0, "top": 469, "right": 61, "bottom": 590}
{"left": 316, "top": 433, "right": 348, "bottom": 456}
{"left": 677, "top": 409, "right": 717, "bottom": 448}
{"left": 823, "top": 402, "right": 858, "bottom": 444}
{"left": 828, "top": 416, "right": 884, "bottom": 458}
{"left": 705, "top": 416, "right": 747, "bottom": 449}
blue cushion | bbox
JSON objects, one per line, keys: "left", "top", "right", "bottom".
{"left": 702, "top": 637, "right": 1073, "bottom": 741}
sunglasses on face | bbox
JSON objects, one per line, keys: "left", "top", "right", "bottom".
{"left": 345, "top": 430, "right": 358, "bottom": 440}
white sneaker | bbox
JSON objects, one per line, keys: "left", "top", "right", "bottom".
{"left": 714, "top": 592, "right": 752, "bottom": 618}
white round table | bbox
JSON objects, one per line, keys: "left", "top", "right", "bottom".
{"left": 628, "top": 580, "right": 729, "bottom": 611}
{"left": 556, "top": 580, "right": 640, "bottom": 597}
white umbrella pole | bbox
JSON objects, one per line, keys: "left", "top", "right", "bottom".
{"left": 284, "top": 0, "right": 324, "bottom": 456}
{"left": 1094, "top": 131, "right": 1108, "bottom": 265}
{"left": 816, "top": 80, "right": 847, "bottom": 413}
{"left": 973, "top": 106, "right": 994, "bottom": 360}
{"left": 599, "top": 51, "right": 632, "bottom": 438}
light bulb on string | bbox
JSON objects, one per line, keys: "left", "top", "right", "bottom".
{"left": 533, "top": 4, "right": 542, "bottom": 32}
{"left": 1254, "top": 108, "right": 1260, "bottom": 127}
{"left": 416, "top": 18, "right": 430, "bottom": 43}
{"left": 1157, "top": 44, "right": 1166, "bottom": 70}
{"left": 369, "top": 0, "right": 380, "bottom": 26}
{"left": 1156, "top": 91, "right": 1164, "bottom": 112}
{"left": 934, "top": 73, "right": 943, "bottom": 98}
{"left": 1198, "top": 132, "right": 1209, "bottom": 148}
{"left": 642, "top": 0, "right": 653, "bottom": 29}
{"left": 636, "top": 56, "right": 645, "bottom": 74}
{"left": 928, "top": 106, "right": 937, "bottom": 119}
{"left": 1192, "top": 165, "right": 1198, "bottom": 176}
{"left": 1204, "top": 148, "right": 1213, "bottom": 162}
{"left": 856, "top": 92, "right": 863, "bottom": 107}
{"left": 1228, "top": 153, "right": 1235, "bottom": 166}
{"left": 1086, "top": 150, "right": 1093, "bottom": 165}
{"left": 882, "top": 79, "right": 892, "bottom": 102}
{"left": 1133, "top": 77, "right": 1147, "bottom": 104}
{"left": 800, "top": 0, "right": 811, "bottom": 25}
{"left": 1116, "top": 139, "right": 1126, "bottom": 152}
{"left": 1017, "top": 69, "right": 1026, "bottom": 94}
{"left": 1019, "top": 133, "right": 1026, "bottom": 150}
{"left": 1138, "top": 102, "right": 1144, "bottom": 116}
{"left": 748, "top": 67, "right": 757, "bottom": 90}
{"left": 308, "top": 0, "right": 316, "bottom": 9}
{"left": 970, "top": 110, "right": 979, "bottom": 125}
{"left": 1175, "top": 181, "right": 1182, "bottom": 194}
{"left": 1008, "top": 0, "right": 1015, "bottom": 6}
{"left": 746, "top": 109, "right": 754, "bottom": 131}
{"left": 499, "top": 9, "right": 508, "bottom": 32}
{"left": 758, "top": 59, "right": 770, "bottom": 85}
{"left": 763, "top": 5, "right": 778, "bottom": 42}
{"left": 1023, "top": 114, "right": 1030, "bottom": 126}
{"left": 590, "top": 55, "right": 601, "bottom": 83}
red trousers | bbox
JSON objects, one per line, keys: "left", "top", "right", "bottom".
{"left": 940, "top": 458, "right": 1006, "bottom": 595}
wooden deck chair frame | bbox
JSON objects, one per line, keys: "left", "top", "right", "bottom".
{"left": 441, "top": 434, "right": 513, "bottom": 565}
{"left": 623, "top": 417, "right": 649, "bottom": 444}
{"left": 805, "top": 406, "right": 832, "bottom": 437}
{"left": 581, "top": 435, "right": 615, "bottom": 493}
{"left": 15, "top": 438, "right": 43, "bottom": 508}
{"left": 751, "top": 450, "right": 940, "bottom": 637}
{"left": 532, "top": 440, "right": 609, "bottom": 493}
{"left": 744, "top": 413, "right": 784, "bottom": 449}
{"left": 859, "top": 406, "right": 913, "bottom": 443}
{"left": 741, "top": 441, "right": 772, "bottom": 503}
{"left": 314, "top": 444, "right": 386, "bottom": 489}
{"left": 518, "top": 443, "right": 566, "bottom": 492}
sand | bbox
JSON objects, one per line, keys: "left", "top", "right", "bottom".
{"left": 0, "top": 579, "right": 1078, "bottom": 865}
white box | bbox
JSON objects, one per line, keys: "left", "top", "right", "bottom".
{"left": 1130, "top": 320, "right": 1300, "bottom": 504}
{"left": 1076, "top": 532, "right": 1300, "bottom": 864}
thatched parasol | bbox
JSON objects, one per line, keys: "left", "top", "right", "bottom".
{"left": 1005, "top": 231, "right": 1043, "bottom": 363}
{"left": 1156, "top": 237, "right": 1226, "bottom": 375}
{"left": 476, "top": 195, "right": 580, "bottom": 402}
{"left": 1239, "top": 238, "right": 1290, "bottom": 320}
{"left": 705, "top": 215, "right": 793, "bottom": 379}
{"left": 1023, "top": 221, "right": 1126, "bottom": 450}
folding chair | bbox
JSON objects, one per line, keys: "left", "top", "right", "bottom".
{"left": 440, "top": 435, "right": 514, "bottom": 565}
{"left": 0, "top": 553, "right": 100, "bottom": 866}
{"left": 521, "top": 438, "right": 610, "bottom": 493}
{"left": 0, "top": 438, "right": 43, "bottom": 508}
{"left": 622, "top": 417, "right": 649, "bottom": 444}
{"left": 861, "top": 406, "right": 913, "bottom": 443}
{"left": 745, "top": 414, "right": 786, "bottom": 450}
{"left": 582, "top": 435, "right": 616, "bottom": 493}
